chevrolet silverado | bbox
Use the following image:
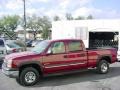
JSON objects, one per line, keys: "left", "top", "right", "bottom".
{"left": 2, "top": 39, "right": 117, "bottom": 86}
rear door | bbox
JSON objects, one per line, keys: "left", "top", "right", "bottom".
{"left": 42, "top": 41, "right": 72, "bottom": 74}
{"left": 66, "top": 40, "right": 87, "bottom": 70}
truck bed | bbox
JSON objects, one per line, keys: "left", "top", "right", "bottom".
{"left": 86, "top": 47, "right": 116, "bottom": 50}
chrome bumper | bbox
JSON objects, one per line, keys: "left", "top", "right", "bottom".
{"left": 117, "top": 55, "right": 120, "bottom": 62}
{"left": 2, "top": 63, "right": 19, "bottom": 78}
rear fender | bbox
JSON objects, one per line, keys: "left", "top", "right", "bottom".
{"left": 97, "top": 55, "right": 112, "bottom": 64}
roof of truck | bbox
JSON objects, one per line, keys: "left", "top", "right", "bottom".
{"left": 50, "top": 39, "right": 82, "bottom": 42}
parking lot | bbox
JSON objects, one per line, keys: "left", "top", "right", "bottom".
{"left": 0, "top": 62, "right": 120, "bottom": 90}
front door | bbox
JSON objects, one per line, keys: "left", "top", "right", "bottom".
{"left": 42, "top": 41, "right": 71, "bottom": 74}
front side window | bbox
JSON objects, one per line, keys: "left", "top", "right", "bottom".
{"left": 49, "top": 42, "right": 65, "bottom": 54}
{"left": 68, "top": 41, "right": 82, "bottom": 52}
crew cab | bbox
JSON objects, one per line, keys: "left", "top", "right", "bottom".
{"left": 2, "top": 39, "right": 117, "bottom": 86}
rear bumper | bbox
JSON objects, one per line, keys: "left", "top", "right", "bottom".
{"left": 117, "top": 55, "right": 120, "bottom": 62}
{"left": 2, "top": 63, "right": 19, "bottom": 78}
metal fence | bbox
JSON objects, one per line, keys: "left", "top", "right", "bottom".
{"left": 89, "top": 40, "right": 118, "bottom": 49}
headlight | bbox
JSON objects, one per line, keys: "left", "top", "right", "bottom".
{"left": 7, "top": 59, "right": 13, "bottom": 68}
{"left": 4, "top": 59, "right": 13, "bottom": 68}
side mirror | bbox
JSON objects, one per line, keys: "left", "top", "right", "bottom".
{"left": 46, "top": 49, "right": 53, "bottom": 55}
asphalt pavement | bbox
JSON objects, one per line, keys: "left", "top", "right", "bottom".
{"left": 0, "top": 62, "right": 120, "bottom": 90}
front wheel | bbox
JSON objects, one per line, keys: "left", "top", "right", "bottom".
{"left": 96, "top": 60, "right": 109, "bottom": 74}
{"left": 18, "top": 67, "right": 40, "bottom": 86}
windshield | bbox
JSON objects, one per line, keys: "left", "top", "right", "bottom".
{"left": 31, "top": 40, "right": 49, "bottom": 53}
{"left": 6, "top": 42, "right": 20, "bottom": 48}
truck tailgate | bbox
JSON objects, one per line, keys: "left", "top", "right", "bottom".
{"left": 86, "top": 48, "right": 117, "bottom": 67}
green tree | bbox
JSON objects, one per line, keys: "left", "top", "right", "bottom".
{"left": 0, "top": 15, "right": 20, "bottom": 39}
{"left": 87, "top": 15, "right": 93, "bottom": 19}
{"left": 27, "top": 15, "right": 51, "bottom": 40}
{"left": 65, "top": 13, "right": 73, "bottom": 20}
{"left": 0, "top": 21, "right": 4, "bottom": 36}
{"left": 27, "top": 15, "right": 42, "bottom": 40}
{"left": 53, "top": 15, "right": 61, "bottom": 21}
{"left": 41, "top": 16, "right": 51, "bottom": 39}
{"left": 75, "top": 16, "right": 85, "bottom": 20}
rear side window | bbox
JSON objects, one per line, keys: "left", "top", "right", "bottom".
{"left": 68, "top": 41, "right": 82, "bottom": 52}
{"left": 0, "top": 39, "right": 4, "bottom": 46}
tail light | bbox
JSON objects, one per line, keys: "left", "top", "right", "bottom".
{"left": 111, "top": 48, "right": 117, "bottom": 58}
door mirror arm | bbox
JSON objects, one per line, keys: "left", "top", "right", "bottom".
{"left": 46, "top": 49, "right": 53, "bottom": 55}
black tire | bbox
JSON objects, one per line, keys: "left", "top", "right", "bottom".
{"left": 96, "top": 60, "right": 109, "bottom": 74}
{"left": 18, "top": 67, "right": 40, "bottom": 86}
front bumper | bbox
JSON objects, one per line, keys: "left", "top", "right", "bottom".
{"left": 2, "top": 63, "right": 19, "bottom": 78}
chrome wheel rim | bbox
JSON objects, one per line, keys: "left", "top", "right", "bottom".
{"left": 25, "top": 72, "right": 36, "bottom": 83}
{"left": 101, "top": 63, "right": 108, "bottom": 73}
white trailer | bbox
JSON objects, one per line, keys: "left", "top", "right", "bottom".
{"left": 52, "top": 19, "right": 120, "bottom": 60}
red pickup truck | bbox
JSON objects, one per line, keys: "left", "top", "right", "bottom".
{"left": 2, "top": 39, "right": 117, "bottom": 86}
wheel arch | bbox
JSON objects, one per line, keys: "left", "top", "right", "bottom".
{"left": 18, "top": 61, "right": 43, "bottom": 76}
{"left": 98, "top": 55, "right": 112, "bottom": 64}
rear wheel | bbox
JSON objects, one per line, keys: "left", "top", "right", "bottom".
{"left": 18, "top": 67, "right": 40, "bottom": 86}
{"left": 96, "top": 60, "right": 109, "bottom": 74}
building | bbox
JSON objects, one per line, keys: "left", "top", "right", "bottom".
{"left": 52, "top": 19, "right": 120, "bottom": 59}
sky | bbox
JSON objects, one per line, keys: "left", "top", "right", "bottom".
{"left": 0, "top": 0, "right": 120, "bottom": 19}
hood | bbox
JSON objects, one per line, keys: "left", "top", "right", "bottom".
{"left": 5, "top": 51, "right": 37, "bottom": 60}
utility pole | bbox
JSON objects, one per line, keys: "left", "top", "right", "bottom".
{"left": 23, "top": 0, "right": 27, "bottom": 50}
